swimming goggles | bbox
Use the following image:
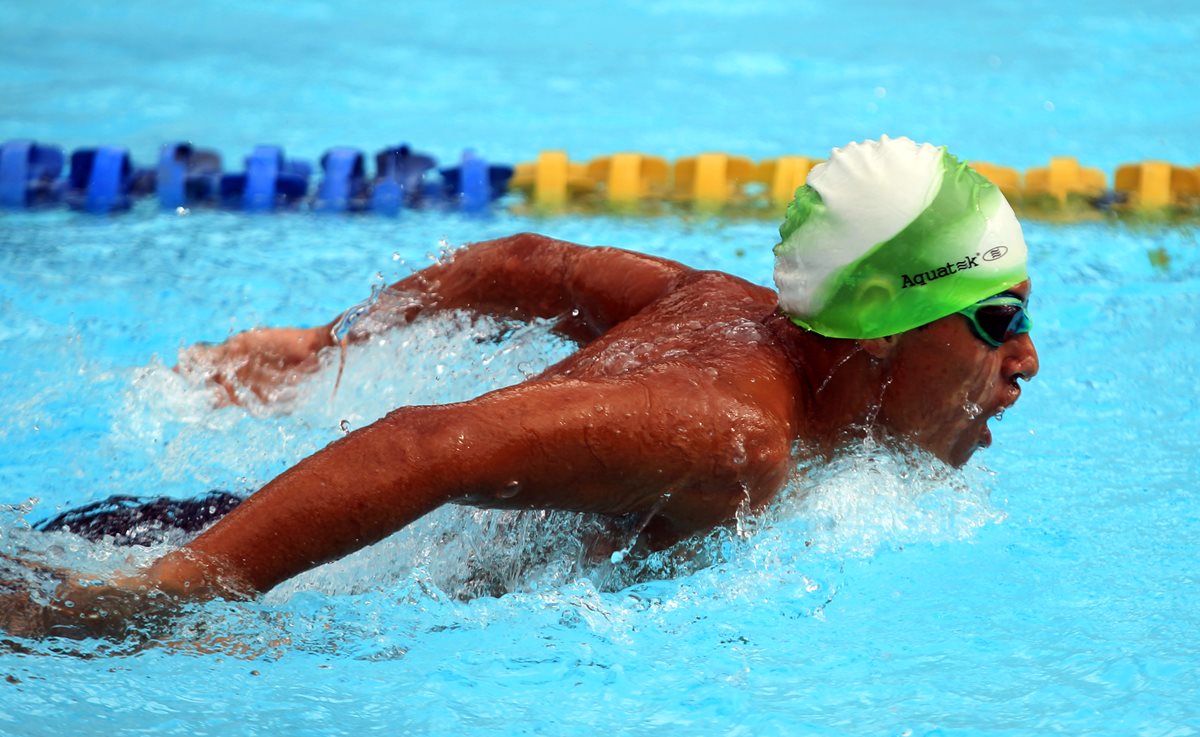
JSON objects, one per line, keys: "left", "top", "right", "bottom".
{"left": 958, "top": 294, "right": 1032, "bottom": 348}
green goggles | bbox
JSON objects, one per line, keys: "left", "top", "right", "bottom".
{"left": 958, "top": 294, "right": 1032, "bottom": 348}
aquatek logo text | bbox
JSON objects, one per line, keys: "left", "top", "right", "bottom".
{"left": 900, "top": 248, "right": 1005, "bottom": 288}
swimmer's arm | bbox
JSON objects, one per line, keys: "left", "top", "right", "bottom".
{"left": 350, "top": 232, "right": 693, "bottom": 344}
{"left": 141, "top": 373, "right": 782, "bottom": 597}
{"left": 177, "top": 233, "right": 689, "bottom": 403}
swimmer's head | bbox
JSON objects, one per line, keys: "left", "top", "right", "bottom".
{"left": 773, "top": 135, "right": 1027, "bottom": 339}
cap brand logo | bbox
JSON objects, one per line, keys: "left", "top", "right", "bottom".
{"left": 981, "top": 246, "right": 1008, "bottom": 262}
{"left": 900, "top": 254, "right": 980, "bottom": 288}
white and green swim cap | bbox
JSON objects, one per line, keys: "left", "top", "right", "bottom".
{"left": 773, "top": 135, "right": 1028, "bottom": 339}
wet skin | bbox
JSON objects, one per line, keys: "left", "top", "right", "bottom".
{"left": 1, "top": 234, "right": 1038, "bottom": 639}
{"left": 862, "top": 281, "right": 1039, "bottom": 468}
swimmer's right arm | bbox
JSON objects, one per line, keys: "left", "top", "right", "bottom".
{"left": 143, "top": 369, "right": 767, "bottom": 599}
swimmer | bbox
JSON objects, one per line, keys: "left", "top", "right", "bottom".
{"left": 1, "top": 136, "right": 1039, "bottom": 641}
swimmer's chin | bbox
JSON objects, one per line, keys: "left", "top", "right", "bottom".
{"left": 946, "top": 423, "right": 993, "bottom": 468}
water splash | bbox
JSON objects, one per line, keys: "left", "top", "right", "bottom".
{"left": 8, "top": 311, "right": 1006, "bottom": 655}
{"left": 608, "top": 492, "right": 673, "bottom": 564}
{"left": 772, "top": 441, "right": 1004, "bottom": 558}
{"left": 862, "top": 373, "right": 894, "bottom": 428}
{"left": 111, "top": 312, "right": 576, "bottom": 502}
{"left": 328, "top": 275, "right": 390, "bottom": 401}
{"left": 815, "top": 344, "right": 863, "bottom": 395}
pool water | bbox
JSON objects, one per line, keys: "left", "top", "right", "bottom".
{"left": 2, "top": 1, "right": 1199, "bottom": 735}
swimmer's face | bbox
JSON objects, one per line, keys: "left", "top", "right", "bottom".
{"left": 868, "top": 281, "right": 1039, "bottom": 467}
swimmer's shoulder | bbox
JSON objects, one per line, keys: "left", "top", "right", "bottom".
{"left": 679, "top": 269, "right": 779, "bottom": 306}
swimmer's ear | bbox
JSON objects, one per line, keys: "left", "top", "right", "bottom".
{"left": 858, "top": 335, "right": 899, "bottom": 360}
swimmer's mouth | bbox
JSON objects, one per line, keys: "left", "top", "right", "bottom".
{"left": 979, "top": 392, "right": 1020, "bottom": 448}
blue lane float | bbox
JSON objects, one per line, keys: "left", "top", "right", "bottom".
{"left": 315, "top": 147, "right": 368, "bottom": 213}
{"left": 0, "top": 140, "right": 65, "bottom": 208}
{"left": 63, "top": 146, "right": 157, "bottom": 214}
{"left": 156, "top": 143, "right": 222, "bottom": 211}
{"left": 439, "top": 149, "right": 514, "bottom": 213}
{"left": 220, "top": 145, "right": 312, "bottom": 212}
{"left": 0, "top": 138, "right": 514, "bottom": 215}
{"left": 371, "top": 144, "right": 437, "bottom": 215}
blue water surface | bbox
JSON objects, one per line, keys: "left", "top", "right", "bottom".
{"left": 1, "top": 1, "right": 1199, "bottom": 736}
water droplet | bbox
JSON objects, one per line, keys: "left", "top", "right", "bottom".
{"left": 339, "top": 420, "right": 351, "bottom": 434}
{"left": 731, "top": 437, "right": 747, "bottom": 466}
{"left": 497, "top": 480, "right": 521, "bottom": 499}
{"left": 175, "top": 206, "right": 190, "bottom": 216}
{"left": 610, "top": 549, "right": 626, "bottom": 564}
{"left": 963, "top": 401, "right": 982, "bottom": 420}
{"left": 392, "top": 252, "right": 401, "bottom": 261}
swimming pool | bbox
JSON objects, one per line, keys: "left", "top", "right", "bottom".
{"left": 2, "top": 1, "right": 1199, "bottom": 735}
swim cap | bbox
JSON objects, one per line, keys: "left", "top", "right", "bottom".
{"left": 773, "top": 135, "right": 1028, "bottom": 339}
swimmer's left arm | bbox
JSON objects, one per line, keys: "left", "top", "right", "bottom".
{"left": 177, "top": 233, "right": 689, "bottom": 404}
{"left": 176, "top": 325, "right": 336, "bottom": 405}
{"left": 344, "top": 232, "right": 693, "bottom": 344}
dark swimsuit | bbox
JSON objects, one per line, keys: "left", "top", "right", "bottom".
{"left": 34, "top": 491, "right": 244, "bottom": 546}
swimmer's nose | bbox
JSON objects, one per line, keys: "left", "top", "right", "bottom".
{"left": 1004, "top": 333, "right": 1039, "bottom": 383}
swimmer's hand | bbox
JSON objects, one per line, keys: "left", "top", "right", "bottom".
{"left": 0, "top": 573, "right": 164, "bottom": 642}
{"left": 176, "top": 326, "right": 335, "bottom": 406}
{"left": 0, "top": 553, "right": 245, "bottom": 643}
